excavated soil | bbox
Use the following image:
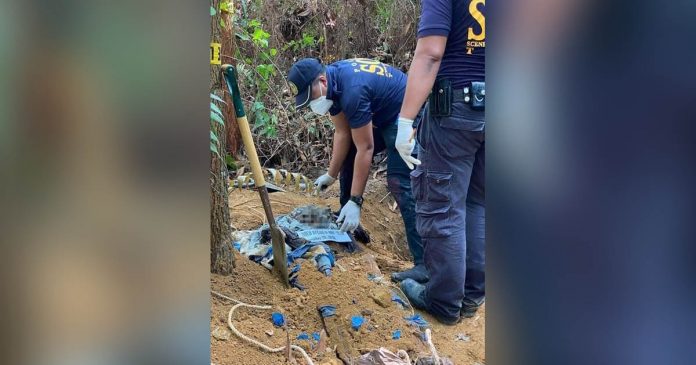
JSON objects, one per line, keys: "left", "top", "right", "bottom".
{"left": 212, "top": 176, "right": 485, "bottom": 365}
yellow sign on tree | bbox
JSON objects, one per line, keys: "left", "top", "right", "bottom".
{"left": 210, "top": 42, "right": 222, "bottom": 65}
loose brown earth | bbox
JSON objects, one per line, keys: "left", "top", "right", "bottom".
{"left": 211, "top": 176, "right": 485, "bottom": 365}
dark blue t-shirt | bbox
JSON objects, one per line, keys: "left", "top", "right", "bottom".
{"left": 326, "top": 59, "right": 407, "bottom": 129}
{"left": 418, "top": 0, "right": 486, "bottom": 87}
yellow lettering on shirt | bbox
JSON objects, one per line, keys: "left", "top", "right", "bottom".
{"left": 468, "top": 0, "right": 485, "bottom": 42}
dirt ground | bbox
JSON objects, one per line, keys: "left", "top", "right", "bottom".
{"left": 211, "top": 175, "right": 485, "bottom": 365}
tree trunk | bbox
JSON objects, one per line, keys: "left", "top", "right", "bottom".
{"left": 210, "top": 0, "right": 235, "bottom": 275}
{"left": 220, "top": 16, "right": 241, "bottom": 157}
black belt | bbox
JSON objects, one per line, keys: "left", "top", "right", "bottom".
{"left": 431, "top": 80, "right": 485, "bottom": 116}
{"left": 453, "top": 82, "right": 485, "bottom": 109}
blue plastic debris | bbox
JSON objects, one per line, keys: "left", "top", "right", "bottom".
{"left": 233, "top": 242, "right": 241, "bottom": 251}
{"left": 392, "top": 330, "right": 402, "bottom": 339}
{"left": 315, "top": 253, "right": 333, "bottom": 276}
{"left": 312, "top": 332, "right": 321, "bottom": 341}
{"left": 404, "top": 314, "right": 429, "bottom": 328}
{"left": 296, "top": 332, "right": 310, "bottom": 340}
{"left": 391, "top": 293, "right": 408, "bottom": 307}
{"left": 351, "top": 316, "right": 364, "bottom": 331}
{"left": 318, "top": 305, "right": 337, "bottom": 318}
{"left": 271, "top": 312, "right": 285, "bottom": 327}
{"left": 288, "top": 264, "right": 305, "bottom": 290}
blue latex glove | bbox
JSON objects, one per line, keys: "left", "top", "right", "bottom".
{"left": 336, "top": 200, "right": 360, "bottom": 233}
{"left": 395, "top": 116, "right": 421, "bottom": 169}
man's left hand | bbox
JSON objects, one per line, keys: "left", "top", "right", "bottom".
{"left": 395, "top": 116, "right": 421, "bottom": 169}
{"left": 336, "top": 200, "right": 361, "bottom": 233}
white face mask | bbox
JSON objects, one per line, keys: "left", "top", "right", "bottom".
{"left": 309, "top": 83, "right": 333, "bottom": 115}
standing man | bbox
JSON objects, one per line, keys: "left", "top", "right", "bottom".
{"left": 287, "top": 58, "right": 428, "bottom": 282}
{"left": 394, "top": 0, "right": 486, "bottom": 324}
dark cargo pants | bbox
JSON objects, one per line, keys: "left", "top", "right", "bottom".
{"left": 412, "top": 95, "right": 485, "bottom": 320}
{"left": 340, "top": 121, "right": 424, "bottom": 265}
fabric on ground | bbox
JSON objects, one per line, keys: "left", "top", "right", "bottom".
{"left": 414, "top": 357, "right": 454, "bottom": 365}
{"left": 233, "top": 205, "right": 359, "bottom": 281}
{"left": 356, "top": 347, "right": 410, "bottom": 365}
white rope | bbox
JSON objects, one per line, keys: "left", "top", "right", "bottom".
{"left": 212, "top": 291, "right": 316, "bottom": 365}
{"left": 211, "top": 290, "right": 243, "bottom": 304}
{"left": 424, "top": 329, "right": 441, "bottom": 365}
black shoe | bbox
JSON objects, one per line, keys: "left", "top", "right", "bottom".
{"left": 460, "top": 299, "right": 483, "bottom": 318}
{"left": 434, "top": 313, "right": 461, "bottom": 326}
{"left": 391, "top": 264, "right": 430, "bottom": 283}
{"left": 401, "top": 279, "right": 460, "bottom": 326}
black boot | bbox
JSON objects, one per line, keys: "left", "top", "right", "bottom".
{"left": 391, "top": 264, "right": 430, "bottom": 283}
{"left": 461, "top": 298, "right": 483, "bottom": 318}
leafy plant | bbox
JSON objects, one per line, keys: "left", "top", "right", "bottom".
{"left": 250, "top": 101, "right": 278, "bottom": 138}
{"left": 219, "top": 1, "right": 233, "bottom": 13}
{"left": 301, "top": 34, "right": 316, "bottom": 48}
{"left": 225, "top": 154, "right": 238, "bottom": 170}
{"left": 282, "top": 33, "right": 319, "bottom": 53}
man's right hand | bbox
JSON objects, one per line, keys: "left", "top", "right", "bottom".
{"left": 314, "top": 173, "right": 337, "bottom": 192}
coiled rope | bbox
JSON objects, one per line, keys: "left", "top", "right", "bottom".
{"left": 212, "top": 291, "right": 316, "bottom": 365}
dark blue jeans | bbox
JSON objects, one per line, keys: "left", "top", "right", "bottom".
{"left": 339, "top": 122, "right": 424, "bottom": 265}
{"left": 412, "top": 96, "right": 485, "bottom": 320}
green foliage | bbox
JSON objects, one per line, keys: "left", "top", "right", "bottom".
{"left": 219, "top": 1, "right": 233, "bottom": 13}
{"left": 282, "top": 32, "right": 319, "bottom": 53}
{"left": 222, "top": 0, "right": 419, "bottom": 173}
{"left": 225, "top": 154, "right": 238, "bottom": 170}
{"left": 301, "top": 34, "right": 316, "bottom": 48}
{"left": 255, "top": 64, "right": 274, "bottom": 80}
{"left": 374, "top": 0, "right": 394, "bottom": 33}
{"left": 251, "top": 27, "right": 270, "bottom": 48}
{"left": 250, "top": 101, "right": 278, "bottom": 138}
{"left": 233, "top": 18, "right": 281, "bottom": 134}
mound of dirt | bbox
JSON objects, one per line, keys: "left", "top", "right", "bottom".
{"left": 212, "top": 186, "right": 485, "bottom": 365}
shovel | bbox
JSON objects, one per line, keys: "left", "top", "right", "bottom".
{"left": 222, "top": 64, "right": 289, "bottom": 288}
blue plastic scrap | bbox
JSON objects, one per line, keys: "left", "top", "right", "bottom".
{"left": 391, "top": 293, "right": 408, "bottom": 307}
{"left": 271, "top": 312, "right": 285, "bottom": 327}
{"left": 233, "top": 242, "right": 241, "bottom": 251}
{"left": 288, "top": 243, "right": 333, "bottom": 263}
{"left": 312, "top": 332, "right": 321, "bottom": 341}
{"left": 404, "top": 314, "right": 429, "bottom": 328}
{"left": 296, "top": 332, "right": 310, "bottom": 340}
{"left": 351, "top": 316, "right": 364, "bottom": 331}
{"left": 288, "top": 264, "right": 305, "bottom": 290}
{"left": 315, "top": 253, "right": 333, "bottom": 276}
{"left": 392, "top": 329, "right": 402, "bottom": 339}
{"left": 318, "top": 305, "right": 337, "bottom": 318}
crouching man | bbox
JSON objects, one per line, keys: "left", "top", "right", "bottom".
{"left": 287, "top": 58, "right": 426, "bottom": 282}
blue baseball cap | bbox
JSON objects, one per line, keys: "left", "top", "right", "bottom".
{"left": 288, "top": 58, "right": 324, "bottom": 109}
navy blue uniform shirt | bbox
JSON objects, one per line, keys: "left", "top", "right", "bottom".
{"left": 325, "top": 59, "right": 407, "bottom": 129}
{"left": 418, "top": 0, "right": 486, "bottom": 87}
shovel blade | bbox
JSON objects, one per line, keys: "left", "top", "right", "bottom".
{"left": 270, "top": 225, "right": 289, "bottom": 287}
